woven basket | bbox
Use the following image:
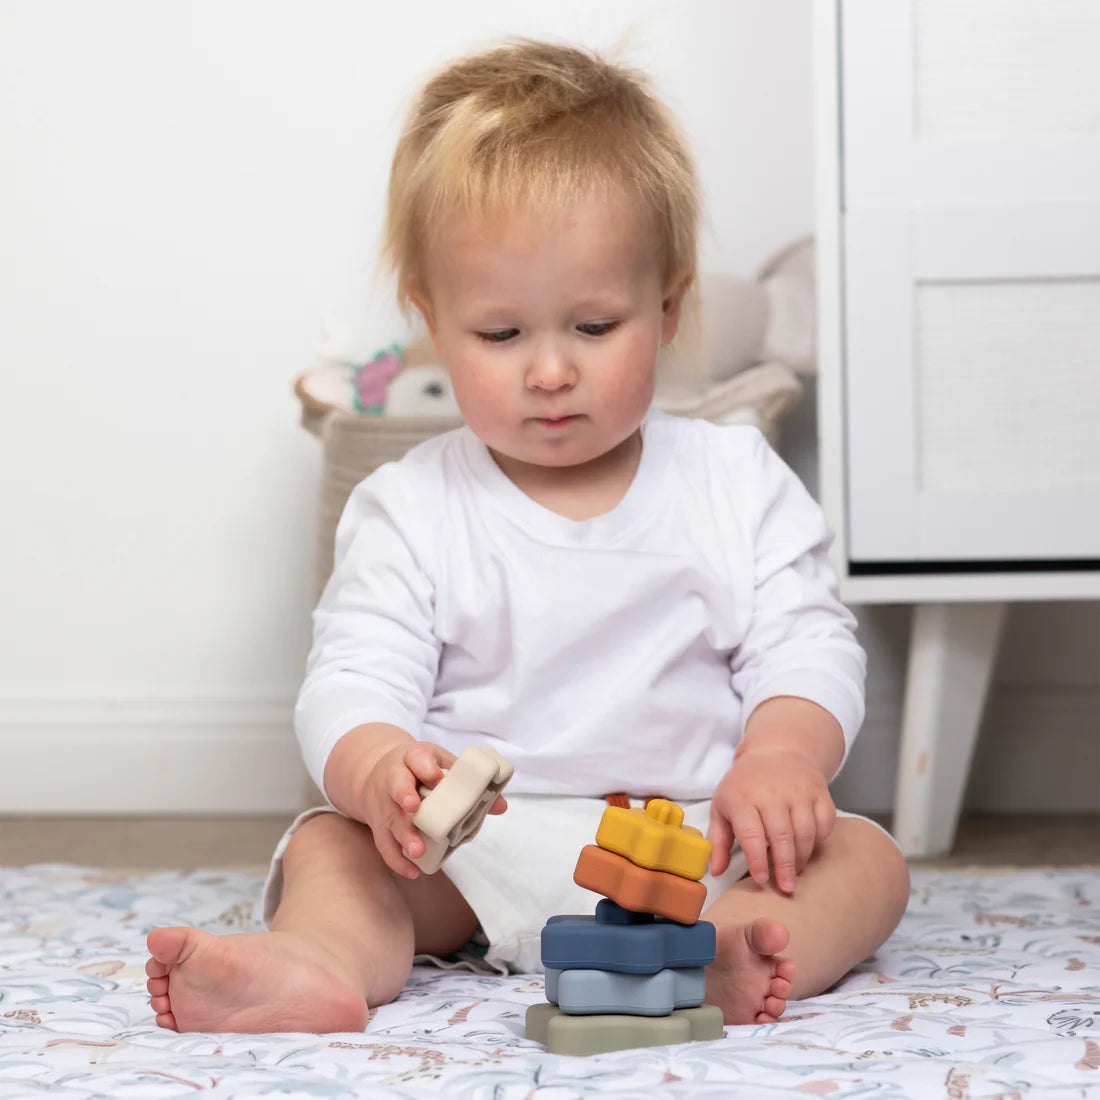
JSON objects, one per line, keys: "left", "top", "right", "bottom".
{"left": 295, "top": 373, "right": 461, "bottom": 596}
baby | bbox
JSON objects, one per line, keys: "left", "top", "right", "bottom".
{"left": 146, "top": 38, "right": 909, "bottom": 1034}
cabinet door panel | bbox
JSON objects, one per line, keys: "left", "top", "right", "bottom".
{"left": 843, "top": 0, "right": 1100, "bottom": 210}
{"left": 840, "top": 0, "right": 1100, "bottom": 563}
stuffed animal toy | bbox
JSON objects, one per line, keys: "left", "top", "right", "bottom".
{"left": 353, "top": 344, "right": 404, "bottom": 413}
{"left": 655, "top": 237, "right": 815, "bottom": 430}
{"left": 294, "top": 339, "right": 460, "bottom": 424}
{"left": 701, "top": 236, "right": 815, "bottom": 380}
{"left": 384, "top": 364, "right": 458, "bottom": 417}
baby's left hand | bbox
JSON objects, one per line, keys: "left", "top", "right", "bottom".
{"left": 707, "top": 748, "right": 836, "bottom": 894}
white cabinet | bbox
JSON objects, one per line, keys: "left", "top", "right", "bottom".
{"left": 814, "top": 1, "right": 1100, "bottom": 856}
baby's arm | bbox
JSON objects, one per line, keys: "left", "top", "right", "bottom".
{"left": 718, "top": 431, "right": 866, "bottom": 893}
{"left": 295, "top": 468, "right": 505, "bottom": 878}
{"left": 708, "top": 696, "right": 843, "bottom": 893}
{"left": 323, "top": 722, "right": 506, "bottom": 879}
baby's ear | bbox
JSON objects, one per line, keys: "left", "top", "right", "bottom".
{"left": 660, "top": 268, "right": 694, "bottom": 344}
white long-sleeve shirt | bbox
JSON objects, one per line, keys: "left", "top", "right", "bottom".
{"left": 295, "top": 410, "right": 866, "bottom": 800}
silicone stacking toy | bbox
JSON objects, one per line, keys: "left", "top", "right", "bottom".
{"left": 595, "top": 798, "right": 711, "bottom": 880}
{"left": 541, "top": 907, "right": 716, "bottom": 973}
{"left": 527, "top": 799, "right": 724, "bottom": 1054}
{"left": 406, "top": 746, "right": 513, "bottom": 874}
{"left": 525, "top": 1003, "right": 724, "bottom": 1056}
{"left": 545, "top": 965, "right": 706, "bottom": 1016}
{"left": 574, "top": 844, "right": 707, "bottom": 924}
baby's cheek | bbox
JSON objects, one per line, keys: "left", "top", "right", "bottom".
{"left": 607, "top": 337, "right": 658, "bottom": 402}
{"left": 449, "top": 364, "right": 495, "bottom": 415}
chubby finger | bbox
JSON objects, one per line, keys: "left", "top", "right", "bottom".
{"left": 389, "top": 767, "right": 422, "bottom": 817}
{"left": 732, "top": 806, "right": 769, "bottom": 886}
{"left": 380, "top": 796, "right": 429, "bottom": 862}
{"left": 374, "top": 823, "right": 421, "bottom": 879}
{"left": 706, "top": 811, "right": 735, "bottom": 877}
{"left": 404, "top": 742, "right": 452, "bottom": 789}
{"left": 791, "top": 802, "right": 818, "bottom": 874}
{"left": 760, "top": 806, "right": 797, "bottom": 894}
{"left": 815, "top": 795, "right": 837, "bottom": 842}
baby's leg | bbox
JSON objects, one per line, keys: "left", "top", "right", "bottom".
{"left": 145, "top": 812, "right": 479, "bottom": 1034}
{"left": 704, "top": 817, "right": 910, "bottom": 1025}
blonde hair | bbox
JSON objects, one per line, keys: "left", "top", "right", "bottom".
{"left": 384, "top": 38, "right": 700, "bottom": 314}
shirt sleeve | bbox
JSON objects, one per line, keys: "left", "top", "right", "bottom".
{"left": 293, "top": 467, "right": 441, "bottom": 798}
{"left": 728, "top": 431, "right": 866, "bottom": 770}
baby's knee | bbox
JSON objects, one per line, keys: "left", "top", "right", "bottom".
{"left": 282, "top": 811, "right": 375, "bottom": 870}
{"left": 831, "top": 817, "right": 910, "bottom": 901}
{"left": 287, "top": 808, "right": 356, "bottom": 843}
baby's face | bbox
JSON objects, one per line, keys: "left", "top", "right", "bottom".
{"left": 414, "top": 186, "right": 684, "bottom": 480}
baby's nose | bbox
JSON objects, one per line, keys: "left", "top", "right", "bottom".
{"left": 526, "top": 341, "right": 577, "bottom": 390}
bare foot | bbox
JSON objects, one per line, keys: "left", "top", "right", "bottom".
{"left": 705, "top": 917, "right": 797, "bottom": 1025}
{"left": 145, "top": 926, "right": 369, "bottom": 1034}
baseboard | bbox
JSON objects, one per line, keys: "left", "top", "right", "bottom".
{"left": 0, "top": 698, "right": 304, "bottom": 814}
{"left": 3, "top": 685, "right": 1093, "bottom": 815}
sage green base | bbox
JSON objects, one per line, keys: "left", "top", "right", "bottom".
{"left": 525, "top": 1002, "right": 724, "bottom": 1055}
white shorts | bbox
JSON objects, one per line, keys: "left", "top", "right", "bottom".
{"left": 260, "top": 795, "right": 895, "bottom": 975}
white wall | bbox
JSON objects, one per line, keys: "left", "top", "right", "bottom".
{"left": 1, "top": 0, "right": 1094, "bottom": 815}
{"left": 0, "top": 0, "right": 815, "bottom": 812}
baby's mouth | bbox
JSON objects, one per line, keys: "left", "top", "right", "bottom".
{"left": 534, "top": 414, "right": 580, "bottom": 428}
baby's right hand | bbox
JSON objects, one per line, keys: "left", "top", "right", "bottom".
{"left": 361, "top": 740, "right": 448, "bottom": 878}
{"left": 361, "top": 741, "right": 506, "bottom": 879}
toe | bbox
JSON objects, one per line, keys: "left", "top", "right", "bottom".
{"left": 776, "top": 957, "right": 798, "bottom": 984}
{"left": 746, "top": 917, "right": 790, "bottom": 958}
{"left": 145, "top": 956, "right": 168, "bottom": 979}
{"left": 147, "top": 976, "right": 168, "bottom": 997}
{"left": 147, "top": 926, "right": 195, "bottom": 967}
{"left": 763, "top": 994, "right": 786, "bottom": 1018}
{"left": 769, "top": 974, "right": 792, "bottom": 999}
{"left": 155, "top": 1010, "right": 178, "bottom": 1031}
{"left": 150, "top": 993, "right": 172, "bottom": 1015}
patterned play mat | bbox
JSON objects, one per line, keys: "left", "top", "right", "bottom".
{"left": 1, "top": 865, "right": 1097, "bottom": 1098}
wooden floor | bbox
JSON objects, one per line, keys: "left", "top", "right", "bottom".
{"left": 0, "top": 813, "right": 1095, "bottom": 871}
{"left": 0, "top": 815, "right": 295, "bottom": 871}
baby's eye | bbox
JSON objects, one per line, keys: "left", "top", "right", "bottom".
{"left": 476, "top": 329, "right": 519, "bottom": 344}
{"left": 577, "top": 321, "right": 620, "bottom": 337}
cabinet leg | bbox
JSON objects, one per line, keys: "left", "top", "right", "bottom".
{"left": 892, "top": 602, "right": 1008, "bottom": 858}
